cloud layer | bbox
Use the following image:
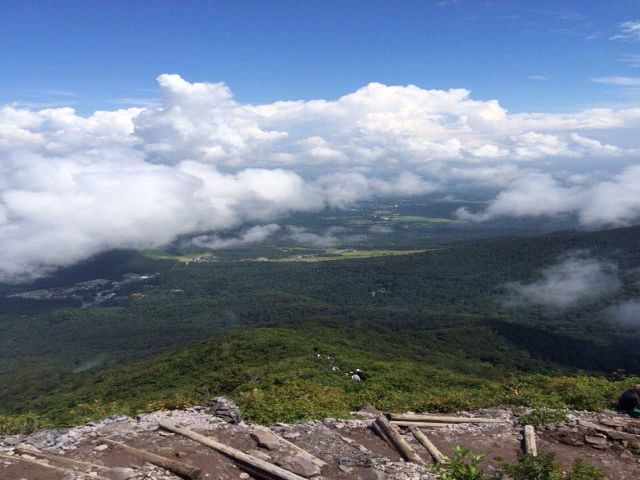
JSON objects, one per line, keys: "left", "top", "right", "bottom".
{"left": 2, "top": 74, "right": 640, "bottom": 281}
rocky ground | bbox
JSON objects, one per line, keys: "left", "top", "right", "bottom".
{"left": 1, "top": 400, "right": 639, "bottom": 480}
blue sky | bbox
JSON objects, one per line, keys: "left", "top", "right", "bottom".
{"left": 2, "top": 0, "right": 639, "bottom": 113}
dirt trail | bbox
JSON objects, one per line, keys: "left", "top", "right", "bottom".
{"left": 1, "top": 406, "right": 639, "bottom": 479}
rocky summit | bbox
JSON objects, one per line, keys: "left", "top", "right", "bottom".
{"left": 1, "top": 405, "right": 639, "bottom": 479}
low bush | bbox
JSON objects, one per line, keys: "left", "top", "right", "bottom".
{"left": 431, "top": 448, "right": 605, "bottom": 480}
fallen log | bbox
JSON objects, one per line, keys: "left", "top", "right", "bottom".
{"left": 391, "top": 421, "right": 454, "bottom": 427}
{"left": 374, "top": 415, "right": 425, "bottom": 465}
{"left": 0, "top": 452, "right": 109, "bottom": 480}
{"left": 388, "top": 413, "right": 507, "bottom": 424}
{"left": 100, "top": 439, "right": 203, "bottom": 480}
{"left": 523, "top": 425, "right": 537, "bottom": 457}
{"left": 409, "top": 426, "right": 445, "bottom": 463}
{"left": 14, "top": 446, "right": 106, "bottom": 472}
{"left": 371, "top": 418, "right": 394, "bottom": 446}
{"left": 252, "top": 427, "right": 327, "bottom": 468}
{"left": 159, "top": 420, "right": 308, "bottom": 480}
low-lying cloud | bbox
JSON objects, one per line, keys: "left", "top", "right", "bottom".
{"left": 3, "top": 74, "right": 640, "bottom": 281}
{"left": 606, "top": 299, "right": 640, "bottom": 326}
{"left": 504, "top": 251, "right": 621, "bottom": 309}
{"left": 192, "top": 224, "right": 281, "bottom": 250}
{"left": 285, "top": 226, "right": 365, "bottom": 248}
{"left": 458, "top": 165, "right": 640, "bottom": 228}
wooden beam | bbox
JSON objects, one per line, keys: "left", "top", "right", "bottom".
{"left": 409, "top": 426, "right": 446, "bottom": 463}
{"left": 252, "top": 428, "right": 327, "bottom": 468}
{"left": 159, "top": 421, "right": 309, "bottom": 480}
{"left": 388, "top": 413, "right": 507, "bottom": 424}
{"left": 371, "top": 418, "right": 394, "bottom": 447}
{"left": 100, "top": 439, "right": 203, "bottom": 480}
{"left": 391, "top": 421, "right": 454, "bottom": 427}
{"left": 14, "top": 447, "right": 106, "bottom": 472}
{"left": 374, "top": 415, "right": 425, "bottom": 465}
{"left": 0, "top": 452, "right": 109, "bottom": 480}
{"left": 523, "top": 425, "right": 537, "bottom": 457}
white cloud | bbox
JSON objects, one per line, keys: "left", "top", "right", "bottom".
{"left": 192, "top": 224, "right": 280, "bottom": 249}
{"left": 592, "top": 76, "right": 640, "bottom": 87}
{"left": 460, "top": 165, "right": 640, "bottom": 228}
{"left": 611, "top": 21, "right": 640, "bottom": 41}
{"left": 504, "top": 252, "right": 621, "bottom": 309}
{"left": 528, "top": 75, "right": 547, "bottom": 81}
{"left": 606, "top": 299, "right": 640, "bottom": 326}
{"left": 2, "top": 74, "right": 640, "bottom": 281}
{"left": 285, "top": 226, "right": 365, "bottom": 248}
{"left": 619, "top": 53, "right": 640, "bottom": 67}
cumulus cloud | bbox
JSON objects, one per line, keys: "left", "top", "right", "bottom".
{"left": 503, "top": 252, "right": 621, "bottom": 309}
{"left": 459, "top": 165, "right": 640, "bottom": 227}
{"left": 192, "top": 224, "right": 281, "bottom": 249}
{"left": 2, "top": 74, "right": 640, "bottom": 281}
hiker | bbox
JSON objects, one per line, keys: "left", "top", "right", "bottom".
{"left": 355, "top": 368, "right": 367, "bottom": 381}
{"left": 350, "top": 371, "right": 361, "bottom": 381}
{"left": 617, "top": 384, "right": 640, "bottom": 417}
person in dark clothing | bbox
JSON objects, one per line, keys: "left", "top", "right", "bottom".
{"left": 617, "top": 384, "right": 640, "bottom": 416}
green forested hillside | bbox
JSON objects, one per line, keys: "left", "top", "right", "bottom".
{"left": 3, "top": 321, "right": 638, "bottom": 432}
{"left": 2, "top": 225, "right": 640, "bottom": 432}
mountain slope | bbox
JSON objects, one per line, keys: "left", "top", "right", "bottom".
{"left": 2, "top": 226, "right": 640, "bottom": 431}
{"left": 3, "top": 320, "right": 638, "bottom": 431}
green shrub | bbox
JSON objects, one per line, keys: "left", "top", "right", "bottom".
{"left": 430, "top": 448, "right": 604, "bottom": 480}
{"left": 0, "top": 413, "right": 46, "bottom": 435}
{"left": 518, "top": 408, "right": 568, "bottom": 427}
{"left": 496, "top": 452, "right": 605, "bottom": 480}
{"left": 431, "top": 446, "right": 486, "bottom": 480}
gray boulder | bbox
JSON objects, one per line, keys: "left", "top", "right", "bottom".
{"left": 206, "top": 396, "right": 242, "bottom": 424}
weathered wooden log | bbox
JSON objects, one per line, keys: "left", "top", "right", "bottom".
{"left": 374, "top": 415, "right": 425, "bottom": 465}
{"left": 14, "top": 446, "right": 106, "bottom": 472}
{"left": 252, "top": 427, "right": 327, "bottom": 468}
{"left": 159, "top": 420, "right": 308, "bottom": 480}
{"left": 0, "top": 452, "right": 109, "bottom": 480}
{"left": 388, "top": 413, "right": 507, "bottom": 424}
{"left": 371, "top": 418, "right": 394, "bottom": 446}
{"left": 100, "top": 439, "right": 203, "bottom": 479}
{"left": 391, "top": 421, "right": 454, "bottom": 427}
{"left": 409, "top": 426, "right": 446, "bottom": 463}
{"left": 523, "top": 425, "right": 537, "bottom": 456}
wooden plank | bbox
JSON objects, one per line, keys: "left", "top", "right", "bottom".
{"left": 388, "top": 413, "right": 507, "bottom": 424}
{"left": 159, "top": 420, "right": 309, "bottom": 480}
{"left": 374, "top": 415, "right": 425, "bottom": 465}
{"left": 409, "top": 426, "right": 446, "bottom": 463}
{"left": 14, "top": 447, "right": 105, "bottom": 472}
{"left": 523, "top": 425, "right": 537, "bottom": 457}
{"left": 391, "top": 421, "right": 454, "bottom": 427}
{"left": 0, "top": 452, "right": 110, "bottom": 480}
{"left": 100, "top": 439, "right": 202, "bottom": 480}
